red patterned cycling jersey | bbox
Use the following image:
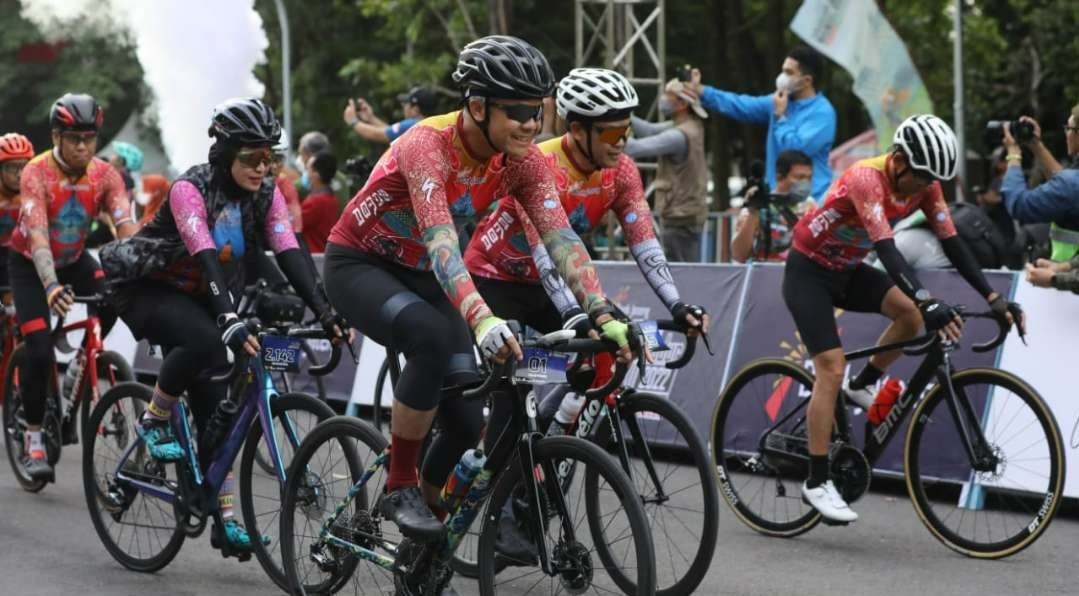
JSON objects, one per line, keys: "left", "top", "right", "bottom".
{"left": 327, "top": 111, "right": 603, "bottom": 327}
{"left": 11, "top": 151, "right": 129, "bottom": 266}
{"left": 791, "top": 154, "right": 957, "bottom": 271}
{"left": 466, "top": 135, "right": 652, "bottom": 282}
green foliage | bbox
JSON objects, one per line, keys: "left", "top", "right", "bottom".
{"left": 0, "top": 9, "right": 144, "bottom": 152}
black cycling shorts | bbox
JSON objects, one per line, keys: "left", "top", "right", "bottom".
{"left": 782, "top": 249, "right": 895, "bottom": 356}
{"left": 474, "top": 276, "right": 563, "bottom": 335}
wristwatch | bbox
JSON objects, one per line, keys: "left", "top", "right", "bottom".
{"left": 914, "top": 289, "right": 931, "bottom": 305}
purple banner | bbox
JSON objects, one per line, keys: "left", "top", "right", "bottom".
{"left": 723, "top": 263, "right": 1016, "bottom": 477}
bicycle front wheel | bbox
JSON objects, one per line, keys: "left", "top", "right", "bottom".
{"left": 905, "top": 367, "right": 1066, "bottom": 558}
{"left": 711, "top": 358, "right": 822, "bottom": 536}
{"left": 588, "top": 393, "right": 718, "bottom": 596}
{"left": 239, "top": 392, "right": 336, "bottom": 592}
{"left": 477, "top": 435, "right": 656, "bottom": 596}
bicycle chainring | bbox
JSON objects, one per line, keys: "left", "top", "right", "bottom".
{"left": 553, "top": 540, "right": 594, "bottom": 595}
{"left": 830, "top": 445, "right": 871, "bottom": 503}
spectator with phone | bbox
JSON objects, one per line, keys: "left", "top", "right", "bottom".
{"left": 688, "top": 45, "right": 836, "bottom": 200}
{"left": 343, "top": 85, "right": 439, "bottom": 146}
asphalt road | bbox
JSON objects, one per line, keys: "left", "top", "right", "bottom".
{"left": 1, "top": 440, "right": 1075, "bottom": 596}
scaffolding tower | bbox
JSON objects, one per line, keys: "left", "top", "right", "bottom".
{"left": 575, "top": 0, "right": 666, "bottom": 117}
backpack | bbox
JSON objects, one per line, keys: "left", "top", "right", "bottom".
{"left": 949, "top": 202, "right": 1008, "bottom": 269}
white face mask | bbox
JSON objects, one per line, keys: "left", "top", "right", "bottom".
{"left": 659, "top": 96, "right": 676, "bottom": 116}
{"left": 135, "top": 191, "right": 151, "bottom": 206}
{"left": 789, "top": 179, "right": 812, "bottom": 201}
{"left": 775, "top": 72, "right": 800, "bottom": 94}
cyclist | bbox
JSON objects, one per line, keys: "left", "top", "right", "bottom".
{"left": 322, "top": 36, "right": 634, "bottom": 544}
{"left": 464, "top": 66, "right": 709, "bottom": 557}
{"left": 101, "top": 97, "right": 343, "bottom": 551}
{"left": 9, "top": 94, "right": 135, "bottom": 483}
{"left": 0, "top": 133, "right": 34, "bottom": 296}
{"left": 784, "top": 114, "right": 1023, "bottom": 522}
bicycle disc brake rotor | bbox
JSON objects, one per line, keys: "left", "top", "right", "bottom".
{"left": 830, "top": 445, "right": 871, "bottom": 503}
{"left": 553, "top": 540, "right": 593, "bottom": 595}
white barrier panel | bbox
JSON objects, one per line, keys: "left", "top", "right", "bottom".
{"left": 996, "top": 282, "right": 1079, "bottom": 499}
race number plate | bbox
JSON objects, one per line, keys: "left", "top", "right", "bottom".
{"left": 261, "top": 335, "right": 303, "bottom": 372}
{"left": 639, "top": 320, "right": 670, "bottom": 352}
{"left": 513, "top": 348, "right": 569, "bottom": 384}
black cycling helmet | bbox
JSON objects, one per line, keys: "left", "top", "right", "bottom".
{"left": 452, "top": 35, "right": 555, "bottom": 100}
{"left": 50, "top": 93, "right": 103, "bottom": 131}
{"left": 208, "top": 97, "right": 281, "bottom": 146}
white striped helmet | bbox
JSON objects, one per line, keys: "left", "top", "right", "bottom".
{"left": 892, "top": 114, "right": 959, "bottom": 181}
{"left": 556, "top": 68, "right": 639, "bottom": 121}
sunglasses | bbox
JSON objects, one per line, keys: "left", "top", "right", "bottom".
{"left": 235, "top": 148, "right": 274, "bottom": 170}
{"left": 60, "top": 131, "right": 98, "bottom": 146}
{"left": 593, "top": 123, "right": 631, "bottom": 145}
{"left": 1064, "top": 125, "right": 1079, "bottom": 134}
{"left": 490, "top": 102, "right": 543, "bottom": 124}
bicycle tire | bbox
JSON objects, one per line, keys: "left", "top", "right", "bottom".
{"left": 905, "top": 367, "right": 1066, "bottom": 558}
{"left": 79, "top": 350, "right": 135, "bottom": 440}
{"left": 2, "top": 345, "right": 46, "bottom": 492}
{"left": 587, "top": 393, "right": 719, "bottom": 596}
{"left": 711, "top": 358, "right": 822, "bottom": 536}
{"left": 372, "top": 355, "right": 391, "bottom": 432}
{"left": 240, "top": 392, "right": 336, "bottom": 592}
{"left": 476, "top": 435, "right": 657, "bottom": 596}
{"left": 82, "top": 382, "right": 185, "bottom": 572}
{"left": 280, "top": 416, "right": 381, "bottom": 596}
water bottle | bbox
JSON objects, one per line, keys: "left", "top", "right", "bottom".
{"left": 867, "top": 378, "right": 903, "bottom": 425}
{"left": 545, "top": 392, "right": 586, "bottom": 437}
{"left": 201, "top": 399, "right": 239, "bottom": 453}
{"left": 440, "top": 448, "right": 486, "bottom": 514}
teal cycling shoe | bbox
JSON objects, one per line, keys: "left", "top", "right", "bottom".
{"left": 222, "top": 518, "right": 270, "bottom": 550}
{"left": 135, "top": 418, "right": 185, "bottom": 462}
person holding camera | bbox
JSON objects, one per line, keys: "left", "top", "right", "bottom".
{"left": 731, "top": 149, "right": 815, "bottom": 262}
{"left": 343, "top": 85, "right": 438, "bottom": 146}
{"left": 624, "top": 78, "right": 709, "bottom": 262}
{"left": 689, "top": 45, "right": 836, "bottom": 199}
{"left": 1000, "top": 107, "right": 1079, "bottom": 262}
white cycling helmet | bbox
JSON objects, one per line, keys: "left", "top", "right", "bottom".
{"left": 556, "top": 68, "right": 639, "bottom": 121}
{"left": 892, "top": 114, "right": 959, "bottom": 181}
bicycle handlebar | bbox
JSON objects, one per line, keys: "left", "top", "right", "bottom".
{"left": 209, "top": 322, "right": 343, "bottom": 383}
{"left": 655, "top": 320, "right": 698, "bottom": 370}
{"left": 902, "top": 310, "right": 1013, "bottom": 356}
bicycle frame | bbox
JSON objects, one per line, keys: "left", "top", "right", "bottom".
{"left": 59, "top": 314, "right": 108, "bottom": 416}
{"left": 764, "top": 335, "right": 995, "bottom": 471}
{"left": 114, "top": 356, "right": 301, "bottom": 508}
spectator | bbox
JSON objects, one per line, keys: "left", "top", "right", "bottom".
{"left": 301, "top": 152, "right": 339, "bottom": 253}
{"left": 1000, "top": 109, "right": 1079, "bottom": 262}
{"left": 732, "top": 149, "right": 815, "bottom": 262}
{"left": 136, "top": 174, "right": 170, "bottom": 226}
{"left": 271, "top": 134, "right": 303, "bottom": 236}
{"left": 297, "top": 130, "right": 351, "bottom": 210}
{"left": 109, "top": 140, "right": 143, "bottom": 195}
{"left": 625, "top": 78, "right": 709, "bottom": 262}
{"left": 1026, "top": 254, "right": 1079, "bottom": 293}
{"left": 692, "top": 45, "right": 836, "bottom": 199}
{"left": 343, "top": 85, "right": 438, "bottom": 145}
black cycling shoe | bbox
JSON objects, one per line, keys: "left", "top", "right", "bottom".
{"left": 378, "top": 486, "right": 445, "bottom": 542}
{"left": 494, "top": 508, "right": 538, "bottom": 566}
{"left": 24, "top": 455, "right": 55, "bottom": 483}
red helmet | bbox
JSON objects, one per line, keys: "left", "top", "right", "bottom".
{"left": 0, "top": 133, "right": 34, "bottom": 162}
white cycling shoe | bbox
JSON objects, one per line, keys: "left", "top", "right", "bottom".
{"left": 802, "top": 480, "right": 859, "bottom": 524}
{"left": 843, "top": 379, "right": 875, "bottom": 410}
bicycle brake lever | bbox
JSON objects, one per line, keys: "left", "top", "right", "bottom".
{"left": 345, "top": 338, "right": 358, "bottom": 363}
{"left": 699, "top": 330, "right": 714, "bottom": 356}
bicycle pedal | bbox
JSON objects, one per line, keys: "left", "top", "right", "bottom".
{"left": 820, "top": 517, "right": 851, "bottom": 527}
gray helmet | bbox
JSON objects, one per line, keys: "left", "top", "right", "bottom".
{"left": 452, "top": 35, "right": 555, "bottom": 99}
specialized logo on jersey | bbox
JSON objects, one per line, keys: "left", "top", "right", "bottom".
{"left": 421, "top": 178, "right": 437, "bottom": 203}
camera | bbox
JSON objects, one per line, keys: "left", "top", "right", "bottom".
{"left": 676, "top": 64, "right": 692, "bottom": 82}
{"left": 986, "top": 119, "right": 1035, "bottom": 144}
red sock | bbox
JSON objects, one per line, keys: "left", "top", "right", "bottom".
{"left": 386, "top": 433, "right": 423, "bottom": 492}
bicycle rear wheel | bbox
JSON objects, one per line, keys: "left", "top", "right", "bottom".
{"left": 477, "top": 435, "right": 656, "bottom": 596}
{"left": 711, "top": 358, "right": 822, "bottom": 536}
{"left": 588, "top": 393, "right": 719, "bottom": 596}
{"left": 905, "top": 367, "right": 1065, "bottom": 558}
{"left": 280, "top": 416, "right": 386, "bottom": 596}
{"left": 82, "top": 382, "right": 185, "bottom": 572}
{"left": 240, "top": 392, "right": 336, "bottom": 592}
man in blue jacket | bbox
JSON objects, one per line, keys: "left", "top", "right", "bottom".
{"left": 691, "top": 45, "right": 836, "bottom": 199}
{"left": 1000, "top": 110, "right": 1079, "bottom": 262}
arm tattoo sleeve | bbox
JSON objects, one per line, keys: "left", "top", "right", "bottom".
{"left": 31, "top": 245, "right": 58, "bottom": 288}
{"left": 541, "top": 227, "right": 607, "bottom": 316}
{"left": 531, "top": 242, "right": 580, "bottom": 317}
{"left": 629, "top": 238, "right": 681, "bottom": 311}
{"left": 423, "top": 223, "right": 492, "bottom": 329}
